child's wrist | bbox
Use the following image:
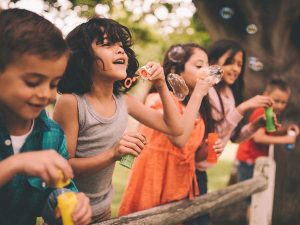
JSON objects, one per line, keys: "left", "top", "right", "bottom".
{"left": 8, "top": 154, "right": 23, "bottom": 175}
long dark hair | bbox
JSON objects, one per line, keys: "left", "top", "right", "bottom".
{"left": 208, "top": 40, "right": 246, "bottom": 141}
{"left": 58, "top": 18, "right": 139, "bottom": 95}
{"left": 163, "top": 43, "right": 215, "bottom": 137}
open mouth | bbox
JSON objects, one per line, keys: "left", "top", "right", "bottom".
{"left": 113, "top": 59, "right": 125, "bottom": 65}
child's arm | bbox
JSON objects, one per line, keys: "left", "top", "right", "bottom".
{"left": 0, "top": 151, "right": 73, "bottom": 187}
{"left": 253, "top": 128, "right": 297, "bottom": 145}
{"left": 126, "top": 62, "right": 183, "bottom": 136}
{"left": 53, "top": 94, "right": 146, "bottom": 176}
{"left": 167, "top": 72, "right": 213, "bottom": 147}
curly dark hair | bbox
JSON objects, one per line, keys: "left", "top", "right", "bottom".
{"left": 58, "top": 17, "right": 139, "bottom": 95}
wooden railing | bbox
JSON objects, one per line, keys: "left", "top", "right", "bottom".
{"left": 95, "top": 155, "right": 276, "bottom": 225}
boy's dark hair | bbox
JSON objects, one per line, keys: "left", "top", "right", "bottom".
{"left": 163, "top": 43, "right": 214, "bottom": 137}
{"left": 208, "top": 40, "right": 246, "bottom": 142}
{"left": 58, "top": 17, "right": 139, "bottom": 96}
{"left": 265, "top": 78, "right": 291, "bottom": 94}
{"left": 0, "top": 8, "right": 68, "bottom": 72}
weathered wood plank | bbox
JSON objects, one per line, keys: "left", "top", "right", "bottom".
{"left": 95, "top": 175, "right": 267, "bottom": 225}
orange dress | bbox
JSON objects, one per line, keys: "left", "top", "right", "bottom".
{"left": 118, "top": 93, "right": 205, "bottom": 216}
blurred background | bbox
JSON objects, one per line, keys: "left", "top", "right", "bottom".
{"left": 2, "top": 1, "right": 300, "bottom": 224}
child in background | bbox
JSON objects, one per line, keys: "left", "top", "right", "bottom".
{"left": 191, "top": 40, "right": 273, "bottom": 225}
{"left": 53, "top": 18, "right": 183, "bottom": 223}
{"left": 0, "top": 8, "right": 91, "bottom": 225}
{"left": 118, "top": 43, "right": 224, "bottom": 221}
{"left": 236, "top": 78, "right": 299, "bottom": 185}
{"left": 235, "top": 78, "right": 299, "bottom": 222}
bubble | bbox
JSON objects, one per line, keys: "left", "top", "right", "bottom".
{"left": 167, "top": 73, "right": 189, "bottom": 101}
{"left": 246, "top": 24, "right": 258, "bottom": 34}
{"left": 219, "top": 7, "right": 234, "bottom": 20}
{"left": 199, "top": 65, "right": 224, "bottom": 85}
{"left": 167, "top": 45, "right": 185, "bottom": 63}
{"left": 248, "top": 57, "right": 264, "bottom": 71}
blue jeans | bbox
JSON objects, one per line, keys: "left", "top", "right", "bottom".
{"left": 237, "top": 161, "right": 254, "bottom": 204}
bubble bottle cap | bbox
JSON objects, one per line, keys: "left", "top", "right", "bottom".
{"left": 56, "top": 170, "right": 71, "bottom": 188}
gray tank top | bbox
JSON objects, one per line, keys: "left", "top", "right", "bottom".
{"left": 74, "top": 94, "right": 128, "bottom": 216}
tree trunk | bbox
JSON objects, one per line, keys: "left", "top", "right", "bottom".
{"left": 192, "top": 1, "right": 300, "bottom": 224}
{"left": 193, "top": 0, "right": 300, "bottom": 124}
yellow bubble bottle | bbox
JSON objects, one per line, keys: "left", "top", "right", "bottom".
{"left": 57, "top": 192, "right": 77, "bottom": 225}
{"left": 56, "top": 170, "right": 77, "bottom": 225}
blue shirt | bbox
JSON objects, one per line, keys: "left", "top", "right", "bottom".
{"left": 0, "top": 110, "right": 77, "bottom": 225}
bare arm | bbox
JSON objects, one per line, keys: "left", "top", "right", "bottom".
{"left": 167, "top": 76, "right": 213, "bottom": 147}
{"left": 253, "top": 128, "right": 297, "bottom": 145}
{"left": 126, "top": 62, "right": 183, "bottom": 136}
{"left": 53, "top": 94, "right": 146, "bottom": 177}
{"left": 0, "top": 151, "right": 73, "bottom": 187}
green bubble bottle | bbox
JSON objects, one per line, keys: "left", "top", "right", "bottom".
{"left": 265, "top": 107, "right": 276, "bottom": 133}
{"left": 119, "top": 154, "right": 135, "bottom": 169}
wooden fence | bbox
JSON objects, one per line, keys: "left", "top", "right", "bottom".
{"left": 95, "top": 156, "right": 276, "bottom": 225}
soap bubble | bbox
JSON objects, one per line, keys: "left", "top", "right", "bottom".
{"left": 219, "top": 7, "right": 234, "bottom": 19}
{"left": 167, "top": 73, "right": 189, "bottom": 101}
{"left": 199, "top": 65, "right": 224, "bottom": 84}
{"left": 167, "top": 45, "right": 185, "bottom": 63}
{"left": 248, "top": 57, "right": 264, "bottom": 71}
{"left": 246, "top": 24, "right": 258, "bottom": 34}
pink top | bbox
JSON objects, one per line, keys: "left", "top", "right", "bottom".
{"left": 196, "top": 86, "right": 257, "bottom": 170}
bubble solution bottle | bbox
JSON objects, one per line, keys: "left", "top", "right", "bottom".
{"left": 264, "top": 107, "right": 276, "bottom": 133}
{"left": 56, "top": 171, "right": 77, "bottom": 225}
{"left": 207, "top": 132, "right": 218, "bottom": 163}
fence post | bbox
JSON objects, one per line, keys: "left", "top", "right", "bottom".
{"left": 249, "top": 151, "right": 276, "bottom": 225}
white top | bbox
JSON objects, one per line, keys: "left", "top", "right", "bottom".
{"left": 10, "top": 120, "right": 34, "bottom": 154}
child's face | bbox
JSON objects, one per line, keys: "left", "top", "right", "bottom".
{"left": 91, "top": 36, "right": 128, "bottom": 81}
{"left": 218, "top": 50, "right": 243, "bottom": 86}
{"left": 0, "top": 53, "right": 68, "bottom": 121}
{"left": 266, "top": 89, "right": 290, "bottom": 114}
{"left": 180, "top": 48, "right": 208, "bottom": 91}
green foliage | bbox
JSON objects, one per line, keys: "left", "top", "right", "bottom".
{"left": 43, "top": 0, "right": 211, "bottom": 64}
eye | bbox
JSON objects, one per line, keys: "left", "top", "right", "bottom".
{"left": 25, "top": 80, "right": 41, "bottom": 87}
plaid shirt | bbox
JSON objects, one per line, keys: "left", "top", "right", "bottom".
{"left": 0, "top": 110, "right": 77, "bottom": 225}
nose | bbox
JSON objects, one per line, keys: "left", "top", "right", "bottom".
{"left": 115, "top": 45, "right": 125, "bottom": 55}
{"left": 37, "top": 85, "right": 56, "bottom": 101}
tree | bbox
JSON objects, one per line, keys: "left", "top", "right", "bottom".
{"left": 193, "top": 0, "right": 300, "bottom": 124}
{"left": 192, "top": 1, "right": 300, "bottom": 224}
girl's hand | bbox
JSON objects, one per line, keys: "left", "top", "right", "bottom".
{"left": 144, "top": 61, "right": 165, "bottom": 89}
{"left": 237, "top": 95, "right": 273, "bottom": 115}
{"left": 213, "top": 138, "right": 226, "bottom": 156}
{"left": 113, "top": 132, "right": 147, "bottom": 160}
{"left": 72, "top": 192, "right": 92, "bottom": 225}
{"left": 194, "top": 67, "right": 214, "bottom": 97}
